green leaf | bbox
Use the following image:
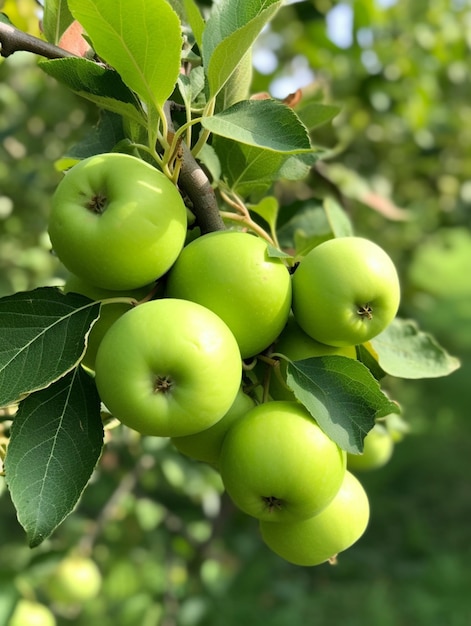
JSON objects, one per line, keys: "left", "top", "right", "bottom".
{"left": 203, "top": 0, "right": 282, "bottom": 98}
{"left": 42, "top": 0, "right": 74, "bottom": 44}
{"left": 56, "top": 111, "right": 125, "bottom": 169}
{"left": 215, "top": 139, "right": 288, "bottom": 198}
{"left": 0, "top": 287, "right": 100, "bottom": 408}
{"left": 216, "top": 50, "right": 253, "bottom": 112}
{"left": 68, "top": 0, "right": 182, "bottom": 111}
{"left": 286, "top": 356, "right": 399, "bottom": 454}
{"left": 203, "top": 99, "right": 312, "bottom": 152}
{"left": 183, "top": 0, "right": 205, "bottom": 48}
{"left": 249, "top": 196, "right": 279, "bottom": 234}
{"left": 297, "top": 102, "right": 340, "bottom": 131}
{"left": 4, "top": 367, "right": 103, "bottom": 548}
{"left": 355, "top": 343, "right": 386, "bottom": 380}
{"left": 371, "top": 318, "right": 461, "bottom": 379}
{"left": 177, "top": 66, "right": 205, "bottom": 110}
{"left": 39, "top": 57, "right": 146, "bottom": 127}
{"left": 277, "top": 201, "right": 332, "bottom": 253}
{"left": 323, "top": 197, "right": 354, "bottom": 237}
{"left": 0, "top": 13, "right": 14, "bottom": 26}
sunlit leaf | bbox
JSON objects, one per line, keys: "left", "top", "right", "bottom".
{"left": 68, "top": 0, "right": 182, "bottom": 110}
{"left": 371, "top": 318, "right": 461, "bottom": 379}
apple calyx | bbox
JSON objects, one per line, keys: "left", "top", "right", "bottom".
{"left": 357, "top": 303, "right": 373, "bottom": 320}
{"left": 263, "top": 495, "right": 284, "bottom": 512}
{"left": 153, "top": 375, "right": 174, "bottom": 394}
{"left": 87, "top": 192, "right": 107, "bottom": 214}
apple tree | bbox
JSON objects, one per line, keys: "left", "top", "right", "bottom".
{"left": 0, "top": 0, "right": 460, "bottom": 574}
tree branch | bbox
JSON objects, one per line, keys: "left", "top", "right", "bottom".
{"left": 0, "top": 20, "right": 76, "bottom": 59}
{"left": 166, "top": 103, "right": 226, "bottom": 234}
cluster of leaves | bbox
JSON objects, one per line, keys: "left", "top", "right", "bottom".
{"left": 0, "top": 0, "right": 459, "bottom": 550}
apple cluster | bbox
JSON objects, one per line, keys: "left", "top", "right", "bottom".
{"left": 48, "top": 152, "right": 401, "bottom": 566}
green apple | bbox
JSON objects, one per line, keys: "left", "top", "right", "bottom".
{"left": 44, "top": 555, "right": 102, "bottom": 604}
{"left": 63, "top": 273, "right": 154, "bottom": 371}
{"left": 260, "top": 470, "right": 369, "bottom": 566}
{"left": 269, "top": 315, "right": 357, "bottom": 401}
{"left": 219, "top": 401, "right": 346, "bottom": 522}
{"left": 171, "top": 388, "right": 255, "bottom": 467}
{"left": 347, "top": 423, "right": 394, "bottom": 471}
{"left": 8, "top": 600, "right": 56, "bottom": 626}
{"left": 95, "top": 298, "right": 242, "bottom": 437}
{"left": 292, "top": 237, "right": 400, "bottom": 347}
{"left": 165, "top": 230, "right": 292, "bottom": 359}
{"left": 48, "top": 153, "right": 187, "bottom": 290}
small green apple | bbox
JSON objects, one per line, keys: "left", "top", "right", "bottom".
{"left": 269, "top": 315, "right": 357, "bottom": 401}
{"left": 292, "top": 237, "right": 400, "bottom": 347}
{"left": 165, "top": 230, "right": 292, "bottom": 358}
{"left": 8, "top": 599, "right": 56, "bottom": 626}
{"left": 219, "top": 401, "right": 346, "bottom": 522}
{"left": 171, "top": 388, "right": 256, "bottom": 467}
{"left": 48, "top": 153, "right": 187, "bottom": 290}
{"left": 347, "top": 423, "right": 394, "bottom": 471}
{"left": 260, "top": 470, "right": 370, "bottom": 566}
{"left": 95, "top": 299, "right": 242, "bottom": 437}
{"left": 63, "top": 273, "right": 154, "bottom": 371}
{"left": 44, "top": 555, "right": 102, "bottom": 604}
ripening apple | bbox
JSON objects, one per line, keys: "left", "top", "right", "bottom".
{"left": 95, "top": 299, "right": 242, "bottom": 437}
{"left": 269, "top": 315, "right": 357, "bottom": 401}
{"left": 292, "top": 237, "right": 400, "bottom": 347}
{"left": 63, "top": 273, "right": 154, "bottom": 371}
{"left": 171, "top": 388, "right": 256, "bottom": 467}
{"left": 44, "top": 554, "right": 102, "bottom": 604}
{"left": 48, "top": 153, "right": 187, "bottom": 290}
{"left": 8, "top": 600, "right": 56, "bottom": 626}
{"left": 347, "top": 423, "right": 394, "bottom": 472}
{"left": 165, "top": 230, "right": 292, "bottom": 358}
{"left": 260, "top": 470, "right": 370, "bottom": 566}
{"left": 219, "top": 401, "right": 346, "bottom": 522}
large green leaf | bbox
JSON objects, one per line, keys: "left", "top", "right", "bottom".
{"left": 4, "top": 367, "right": 103, "bottom": 548}
{"left": 286, "top": 356, "right": 399, "bottom": 454}
{"left": 202, "top": 0, "right": 282, "bottom": 98}
{"left": 68, "top": 0, "right": 182, "bottom": 111}
{"left": 371, "top": 318, "right": 461, "bottom": 379}
{"left": 0, "top": 287, "right": 100, "bottom": 407}
{"left": 203, "top": 99, "right": 313, "bottom": 152}
{"left": 39, "top": 57, "right": 146, "bottom": 126}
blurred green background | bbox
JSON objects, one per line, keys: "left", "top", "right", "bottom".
{"left": 1, "top": 1, "right": 470, "bottom": 625}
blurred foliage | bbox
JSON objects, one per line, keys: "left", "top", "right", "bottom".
{"left": 1, "top": 1, "right": 470, "bottom": 625}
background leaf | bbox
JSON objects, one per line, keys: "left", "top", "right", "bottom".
{"left": 202, "top": 0, "right": 282, "bottom": 98}
{"left": 4, "top": 367, "right": 103, "bottom": 547}
{"left": 371, "top": 318, "right": 461, "bottom": 379}
{"left": 203, "top": 99, "right": 312, "bottom": 152}
{"left": 215, "top": 137, "right": 319, "bottom": 199}
{"left": 68, "top": 0, "right": 182, "bottom": 111}
{"left": 296, "top": 102, "right": 340, "bottom": 131}
{"left": 323, "top": 197, "right": 354, "bottom": 237}
{"left": 42, "top": 0, "right": 74, "bottom": 44}
{"left": 39, "top": 57, "right": 145, "bottom": 126}
{"left": 286, "top": 356, "right": 399, "bottom": 454}
{"left": 0, "top": 287, "right": 100, "bottom": 407}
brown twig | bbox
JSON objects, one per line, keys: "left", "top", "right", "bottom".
{"left": 0, "top": 21, "right": 76, "bottom": 59}
{"left": 165, "top": 103, "right": 225, "bottom": 234}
